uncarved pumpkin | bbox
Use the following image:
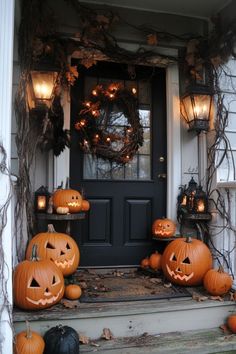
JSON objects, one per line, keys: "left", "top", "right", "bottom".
{"left": 26, "top": 225, "right": 80, "bottom": 277}
{"left": 203, "top": 266, "right": 233, "bottom": 296}
{"left": 81, "top": 199, "right": 90, "bottom": 211}
{"left": 149, "top": 251, "right": 162, "bottom": 271}
{"left": 140, "top": 257, "right": 150, "bottom": 269}
{"left": 152, "top": 218, "right": 176, "bottom": 238}
{"left": 43, "top": 325, "right": 80, "bottom": 354}
{"left": 161, "top": 237, "right": 212, "bottom": 286}
{"left": 227, "top": 314, "right": 236, "bottom": 333}
{"left": 64, "top": 284, "right": 82, "bottom": 300}
{"left": 14, "top": 245, "right": 64, "bottom": 310}
{"left": 14, "top": 321, "right": 45, "bottom": 354}
{"left": 53, "top": 188, "right": 82, "bottom": 213}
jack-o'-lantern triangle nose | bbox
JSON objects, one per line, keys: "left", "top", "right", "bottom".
{"left": 45, "top": 288, "right": 49, "bottom": 293}
{"left": 60, "top": 250, "right": 65, "bottom": 255}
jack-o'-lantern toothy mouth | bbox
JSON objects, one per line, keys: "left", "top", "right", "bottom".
{"left": 26, "top": 286, "right": 64, "bottom": 306}
{"left": 54, "top": 254, "right": 75, "bottom": 269}
{"left": 67, "top": 202, "right": 81, "bottom": 207}
{"left": 166, "top": 264, "right": 194, "bottom": 282}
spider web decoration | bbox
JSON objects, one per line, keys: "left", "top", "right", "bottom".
{"left": 75, "top": 83, "right": 143, "bottom": 164}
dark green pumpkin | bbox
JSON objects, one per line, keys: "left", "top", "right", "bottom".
{"left": 43, "top": 325, "right": 80, "bottom": 354}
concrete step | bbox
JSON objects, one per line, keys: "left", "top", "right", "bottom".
{"left": 78, "top": 328, "right": 236, "bottom": 354}
{"left": 14, "top": 295, "right": 236, "bottom": 340}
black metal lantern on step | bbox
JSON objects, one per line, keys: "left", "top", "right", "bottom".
{"left": 181, "top": 84, "right": 213, "bottom": 133}
{"left": 177, "top": 177, "right": 208, "bottom": 215}
{"left": 35, "top": 186, "right": 51, "bottom": 213}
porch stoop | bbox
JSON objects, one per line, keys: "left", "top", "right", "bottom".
{"left": 14, "top": 297, "right": 236, "bottom": 340}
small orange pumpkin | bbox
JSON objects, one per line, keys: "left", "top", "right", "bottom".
{"left": 140, "top": 257, "right": 150, "bottom": 269}
{"left": 149, "top": 251, "right": 162, "bottom": 271}
{"left": 14, "top": 321, "right": 45, "bottom": 354}
{"left": 81, "top": 199, "right": 90, "bottom": 211}
{"left": 64, "top": 284, "right": 82, "bottom": 300}
{"left": 161, "top": 237, "right": 212, "bottom": 286}
{"left": 203, "top": 266, "right": 233, "bottom": 296}
{"left": 152, "top": 218, "right": 176, "bottom": 238}
{"left": 227, "top": 314, "right": 236, "bottom": 333}
{"left": 53, "top": 188, "right": 82, "bottom": 213}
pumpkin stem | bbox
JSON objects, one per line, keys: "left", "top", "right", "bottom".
{"left": 185, "top": 236, "right": 192, "bottom": 243}
{"left": 65, "top": 177, "right": 70, "bottom": 189}
{"left": 30, "top": 244, "right": 40, "bottom": 261}
{"left": 25, "top": 321, "right": 32, "bottom": 339}
{"left": 47, "top": 224, "right": 56, "bottom": 233}
{"left": 218, "top": 265, "right": 225, "bottom": 273}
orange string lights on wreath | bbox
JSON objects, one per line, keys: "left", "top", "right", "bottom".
{"left": 74, "top": 83, "right": 143, "bottom": 164}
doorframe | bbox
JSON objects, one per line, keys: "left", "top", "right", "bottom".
{"left": 54, "top": 63, "right": 181, "bottom": 222}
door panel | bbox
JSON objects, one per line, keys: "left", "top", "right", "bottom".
{"left": 70, "top": 61, "right": 167, "bottom": 266}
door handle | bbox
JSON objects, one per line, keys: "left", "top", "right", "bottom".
{"left": 158, "top": 173, "right": 167, "bottom": 179}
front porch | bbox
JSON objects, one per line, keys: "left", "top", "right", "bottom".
{"left": 2, "top": 0, "right": 236, "bottom": 353}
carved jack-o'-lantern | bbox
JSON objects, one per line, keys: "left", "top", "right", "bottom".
{"left": 152, "top": 218, "right": 176, "bottom": 238}
{"left": 161, "top": 237, "right": 212, "bottom": 286}
{"left": 26, "top": 225, "right": 80, "bottom": 276}
{"left": 14, "top": 245, "right": 64, "bottom": 310}
{"left": 53, "top": 188, "right": 82, "bottom": 213}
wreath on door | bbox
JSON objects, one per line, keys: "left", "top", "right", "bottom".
{"left": 74, "top": 83, "right": 143, "bottom": 164}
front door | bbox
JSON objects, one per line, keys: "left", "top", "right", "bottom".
{"left": 70, "top": 61, "right": 167, "bottom": 266}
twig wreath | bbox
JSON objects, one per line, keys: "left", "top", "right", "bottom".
{"left": 75, "top": 83, "right": 143, "bottom": 164}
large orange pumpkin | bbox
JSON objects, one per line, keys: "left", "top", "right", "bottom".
{"left": 53, "top": 188, "right": 82, "bottom": 213}
{"left": 161, "top": 237, "right": 212, "bottom": 286}
{"left": 14, "top": 321, "right": 45, "bottom": 354}
{"left": 14, "top": 245, "right": 64, "bottom": 310}
{"left": 26, "top": 225, "right": 80, "bottom": 276}
{"left": 203, "top": 266, "right": 233, "bottom": 296}
{"left": 152, "top": 218, "right": 176, "bottom": 238}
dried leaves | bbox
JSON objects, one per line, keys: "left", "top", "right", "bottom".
{"left": 101, "top": 328, "right": 114, "bottom": 340}
{"left": 61, "top": 298, "right": 80, "bottom": 308}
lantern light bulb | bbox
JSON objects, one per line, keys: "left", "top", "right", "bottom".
{"left": 132, "top": 87, "right": 137, "bottom": 94}
{"left": 106, "top": 137, "right": 111, "bottom": 142}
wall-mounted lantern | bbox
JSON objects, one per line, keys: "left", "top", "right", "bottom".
{"left": 35, "top": 186, "right": 51, "bottom": 213}
{"left": 29, "top": 70, "right": 58, "bottom": 110}
{"left": 181, "top": 84, "right": 213, "bottom": 133}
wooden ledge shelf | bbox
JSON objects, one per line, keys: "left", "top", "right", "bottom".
{"left": 36, "top": 212, "right": 86, "bottom": 221}
{"left": 36, "top": 212, "right": 86, "bottom": 234}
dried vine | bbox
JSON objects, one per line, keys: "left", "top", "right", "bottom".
{"left": 0, "top": 143, "right": 13, "bottom": 349}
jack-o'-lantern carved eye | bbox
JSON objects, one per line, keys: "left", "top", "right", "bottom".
{"left": 52, "top": 275, "right": 60, "bottom": 285}
{"left": 182, "top": 257, "right": 191, "bottom": 264}
{"left": 46, "top": 242, "right": 56, "bottom": 249}
{"left": 66, "top": 243, "right": 71, "bottom": 250}
{"left": 170, "top": 253, "right": 177, "bottom": 261}
{"left": 29, "top": 278, "right": 40, "bottom": 288}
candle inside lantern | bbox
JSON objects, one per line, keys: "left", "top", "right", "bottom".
{"left": 37, "top": 196, "right": 46, "bottom": 210}
{"left": 197, "top": 200, "right": 205, "bottom": 212}
{"left": 181, "top": 195, "right": 187, "bottom": 206}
